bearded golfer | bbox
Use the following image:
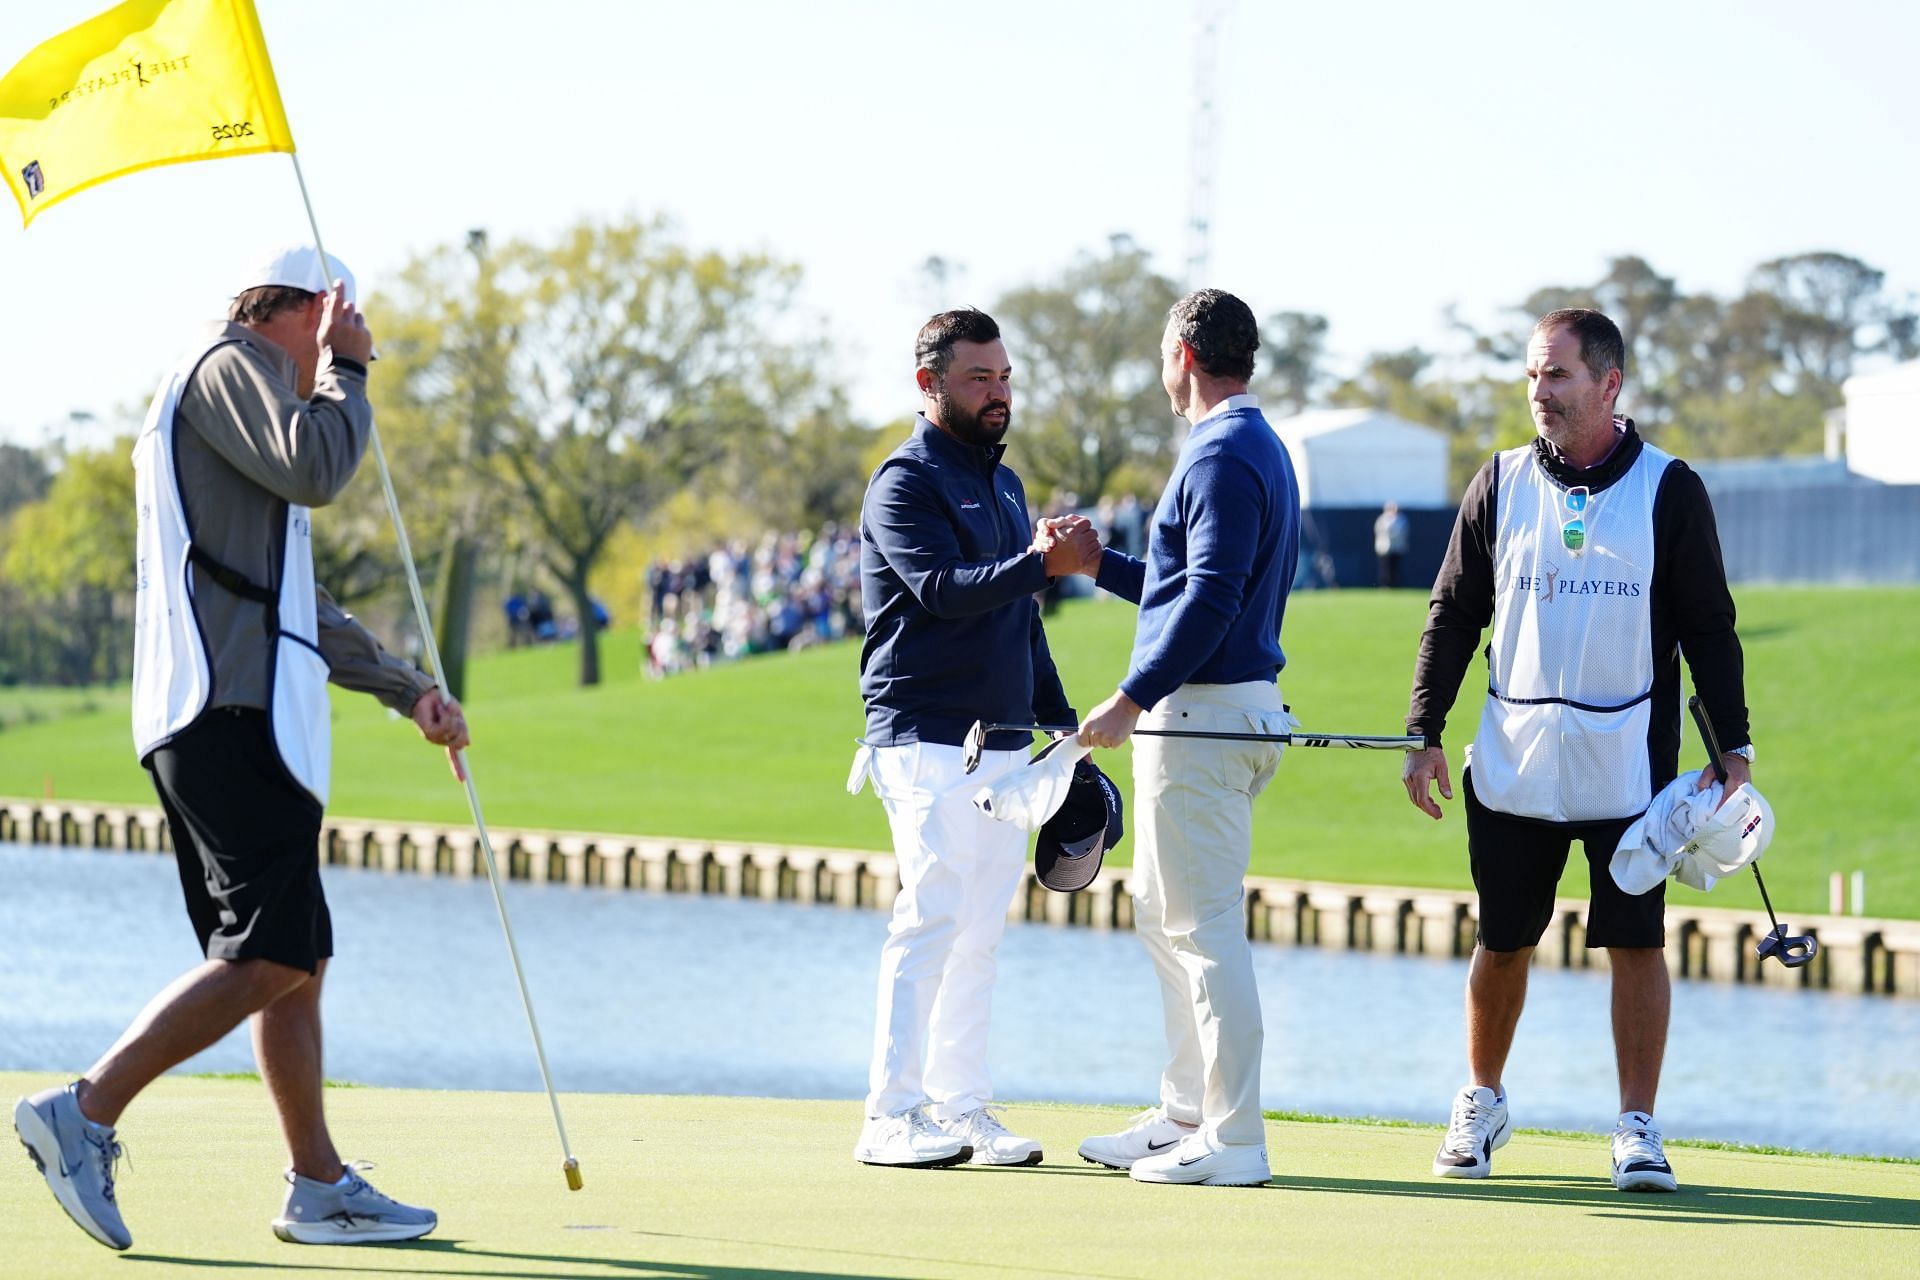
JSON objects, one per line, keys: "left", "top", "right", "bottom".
{"left": 12, "top": 248, "right": 466, "bottom": 1251}
{"left": 851, "top": 308, "right": 1100, "bottom": 1168}
{"left": 1075, "top": 290, "right": 1301, "bottom": 1188}
{"left": 1402, "top": 307, "right": 1752, "bottom": 1192}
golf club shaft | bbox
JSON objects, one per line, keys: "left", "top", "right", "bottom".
{"left": 1748, "top": 863, "right": 1781, "bottom": 925}
{"left": 980, "top": 723, "right": 1426, "bottom": 750}
{"left": 1687, "top": 695, "right": 1783, "bottom": 935}
{"left": 297, "top": 158, "right": 579, "bottom": 1191}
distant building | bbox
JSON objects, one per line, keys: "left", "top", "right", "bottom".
{"left": 1841, "top": 360, "right": 1920, "bottom": 484}
{"left": 1688, "top": 454, "right": 1871, "bottom": 495}
{"left": 1267, "top": 408, "right": 1448, "bottom": 509}
{"left": 1689, "top": 365, "right": 1920, "bottom": 584}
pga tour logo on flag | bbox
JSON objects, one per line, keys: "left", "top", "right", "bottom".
{"left": 21, "top": 160, "right": 44, "bottom": 199}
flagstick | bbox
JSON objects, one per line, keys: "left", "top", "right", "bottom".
{"left": 289, "top": 154, "right": 582, "bottom": 1193}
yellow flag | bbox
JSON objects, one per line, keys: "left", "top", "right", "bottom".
{"left": 0, "top": 0, "right": 294, "bottom": 226}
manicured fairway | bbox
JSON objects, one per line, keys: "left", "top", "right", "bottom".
{"left": 2, "top": 1073, "right": 1915, "bottom": 1279}
{"left": 3, "top": 587, "right": 1916, "bottom": 918}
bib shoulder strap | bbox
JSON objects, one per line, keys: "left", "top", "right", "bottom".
{"left": 186, "top": 543, "right": 277, "bottom": 605}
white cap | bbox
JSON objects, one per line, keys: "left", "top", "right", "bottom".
{"left": 971, "top": 737, "right": 1092, "bottom": 831}
{"left": 1609, "top": 771, "right": 1775, "bottom": 895}
{"left": 236, "top": 244, "right": 356, "bottom": 303}
{"left": 1672, "top": 782, "right": 1774, "bottom": 892}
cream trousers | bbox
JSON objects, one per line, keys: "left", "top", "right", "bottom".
{"left": 1130, "top": 681, "right": 1288, "bottom": 1145}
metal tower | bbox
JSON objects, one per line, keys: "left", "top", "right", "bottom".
{"left": 1186, "top": 0, "right": 1229, "bottom": 288}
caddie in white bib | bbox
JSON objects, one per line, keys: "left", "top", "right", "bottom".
{"left": 133, "top": 338, "right": 331, "bottom": 805}
{"left": 1466, "top": 439, "right": 1676, "bottom": 823}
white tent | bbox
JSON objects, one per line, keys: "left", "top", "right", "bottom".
{"left": 1843, "top": 361, "right": 1920, "bottom": 484}
{"left": 1268, "top": 408, "right": 1449, "bottom": 508}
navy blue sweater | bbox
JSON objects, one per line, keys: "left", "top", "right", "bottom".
{"left": 1095, "top": 402, "right": 1300, "bottom": 710}
{"left": 859, "top": 416, "right": 1074, "bottom": 750}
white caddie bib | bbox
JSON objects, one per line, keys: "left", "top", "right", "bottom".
{"left": 1466, "top": 440, "right": 1675, "bottom": 823}
{"left": 132, "top": 339, "right": 332, "bottom": 805}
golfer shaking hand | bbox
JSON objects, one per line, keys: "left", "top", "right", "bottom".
{"left": 1074, "top": 290, "right": 1301, "bottom": 1188}
{"left": 1402, "top": 308, "right": 1751, "bottom": 1193}
{"left": 850, "top": 309, "right": 1100, "bottom": 1171}
{"left": 12, "top": 248, "right": 459, "bottom": 1253}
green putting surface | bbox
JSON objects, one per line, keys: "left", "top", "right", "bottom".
{"left": 4, "top": 1074, "right": 1916, "bottom": 1279}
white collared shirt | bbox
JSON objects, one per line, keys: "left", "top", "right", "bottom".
{"left": 1192, "top": 392, "right": 1260, "bottom": 427}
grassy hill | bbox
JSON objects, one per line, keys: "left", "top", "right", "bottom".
{"left": 2, "top": 587, "right": 1915, "bottom": 919}
{"left": 2, "top": 1073, "right": 1915, "bottom": 1279}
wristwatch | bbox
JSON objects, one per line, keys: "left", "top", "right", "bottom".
{"left": 1725, "top": 743, "right": 1756, "bottom": 763}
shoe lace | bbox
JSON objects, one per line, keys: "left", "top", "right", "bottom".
{"left": 1123, "top": 1106, "right": 1167, "bottom": 1135}
{"left": 902, "top": 1106, "right": 944, "bottom": 1140}
{"left": 338, "top": 1160, "right": 404, "bottom": 1210}
{"left": 965, "top": 1107, "right": 1012, "bottom": 1140}
{"left": 86, "top": 1130, "right": 127, "bottom": 1204}
{"left": 1442, "top": 1094, "right": 1497, "bottom": 1156}
{"left": 1614, "top": 1123, "right": 1665, "bottom": 1164}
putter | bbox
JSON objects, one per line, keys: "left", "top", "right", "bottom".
{"left": 1688, "top": 695, "right": 1816, "bottom": 969}
{"left": 962, "top": 719, "right": 1425, "bottom": 774}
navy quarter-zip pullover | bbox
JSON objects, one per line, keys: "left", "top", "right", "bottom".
{"left": 859, "top": 415, "right": 1075, "bottom": 750}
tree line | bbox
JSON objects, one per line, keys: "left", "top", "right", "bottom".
{"left": 1, "top": 219, "right": 1910, "bottom": 691}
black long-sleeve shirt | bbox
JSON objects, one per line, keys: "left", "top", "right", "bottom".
{"left": 1407, "top": 423, "right": 1749, "bottom": 791}
{"left": 858, "top": 416, "right": 1073, "bottom": 750}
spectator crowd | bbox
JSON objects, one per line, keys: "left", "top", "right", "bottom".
{"left": 643, "top": 499, "right": 1148, "bottom": 676}
{"left": 643, "top": 524, "right": 862, "bottom": 677}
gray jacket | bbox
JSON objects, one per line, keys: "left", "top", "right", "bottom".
{"left": 174, "top": 321, "right": 432, "bottom": 714}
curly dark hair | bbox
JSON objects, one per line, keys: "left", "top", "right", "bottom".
{"left": 1167, "top": 289, "right": 1259, "bottom": 381}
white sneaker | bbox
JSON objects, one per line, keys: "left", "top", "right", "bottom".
{"left": 853, "top": 1104, "right": 971, "bottom": 1169}
{"left": 1432, "top": 1085, "right": 1511, "bottom": 1178}
{"left": 1128, "top": 1130, "right": 1270, "bottom": 1187}
{"left": 1077, "top": 1106, "right": 1194, "bottom": 1171}
{"left": 1611, "top": 1111, "right": 1678, "bottom": 1192}
{"left": 270, "top": 1163, "right": 436, "bottom": 1244}
{"left": 943, "top": 1107, "right": 1042, "bottom": 1166}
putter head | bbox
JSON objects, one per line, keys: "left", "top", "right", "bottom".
{"left": 1755, "top": 924, "right": 1818, "bottom": 969}
{"left": 962, "top": 721, "right": 987, "bottom": 775}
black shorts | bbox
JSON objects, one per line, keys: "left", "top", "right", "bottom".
{"left": 147, "top": 707, "right": 331, "bottom": 974}
{"left": 1464, "top": 768, "right": 1665, "bottom": 952}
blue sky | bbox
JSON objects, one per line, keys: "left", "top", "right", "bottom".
{"left": 2, "top": 0, "right": 1915, "bottom": 448}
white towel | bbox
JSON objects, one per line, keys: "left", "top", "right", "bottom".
{"left": 1609, "top": 770, "right": 1775, "bottom": 895}
{"left": 970, "top": 738, "right": 1092, "bottom": 831}
{"left": 846, "top": 743, "right": 874, "bottom": 796}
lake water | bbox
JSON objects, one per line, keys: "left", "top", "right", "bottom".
{"left": 1, "top": 843, "right": 1915, "bottom": 1157}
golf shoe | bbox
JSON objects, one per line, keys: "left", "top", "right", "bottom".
{"left": 13, "top": 1084, "right": 132, "bottom": 1251}
{"left": 271, "top": 1163, "right": 437, "bottom": 1244}
{"left": 1432, "top": 1084, "right": 1511, "bottom": 1178}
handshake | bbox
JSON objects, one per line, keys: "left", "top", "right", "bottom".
{"left": 1031, "top": 514, "right": 1103, "bottom": 579}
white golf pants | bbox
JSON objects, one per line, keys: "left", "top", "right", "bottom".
{"left": 864, "top": 740, "right": 1028, "bottom": 1121}
{"left": 1131, "top": 681, "right": 1287, "bottom": 1146}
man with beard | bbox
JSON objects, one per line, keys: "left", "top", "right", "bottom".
{"left": 850, "top": 308, "right": 1101, "bottom": 1169}
{"left": 1401, "top": 308, "right": 1751, "bottom": 1192}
